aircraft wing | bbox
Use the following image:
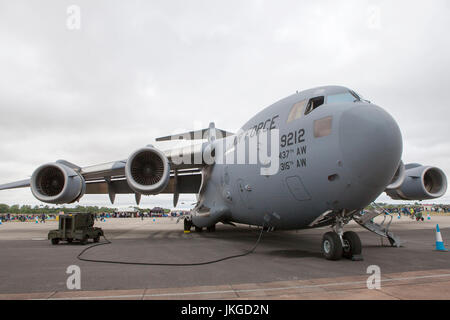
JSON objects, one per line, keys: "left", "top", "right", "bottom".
{"left": 0, "top": 123, "right": 233, "bottom": 206}
{"left": 85, "top": 170, "right": 202, "bottom": 194}
{"left": 0, "top": 145, "right": 206, "bottom": 202}
{"left": 0, "top": 179, "right": 31, "bottom": 190}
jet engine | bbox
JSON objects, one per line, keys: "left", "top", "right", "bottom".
{"left": 31, "top": 163, "right": 86, "bottom": 204}
{"left": 385, "top": 161, "right": 406, "bottom": 190}
{"left": 125, "top": 146, "right": 170, "bottom": 195}
{"left": 386, "top": 164, "right": 447, "bottom": 200}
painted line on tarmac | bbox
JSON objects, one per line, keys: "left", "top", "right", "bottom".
{"left": 40, "top": 272, "right": 450, "bottom": 300}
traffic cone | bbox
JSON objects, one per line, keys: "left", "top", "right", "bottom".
{"left": 398, "top": 214, "right": 401, "bottom": 219}
{"left": 0, "top": 220, "right": 2, "bottom": 225}
{"left": 427, "top": 213, "right": 431, "bottom": 220}
{"left": 435, "top": 224, "right": 448, "bottom": 252}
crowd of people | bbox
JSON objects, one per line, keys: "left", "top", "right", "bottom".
{"left": 0, "top": 213, "right": 57, "bottom": 223}
{"left": 93, "top": 212, "right": 163, "bottom": 221}
{"left": 432, "top": 205, "right": 450, "bottom": 213}
{"left": 0, "top": 210, "right": 190, "bottom": 223}
{"left": 373, "top": 205, "right": 450, "bottom": 221}
{"left": 382, "top": 205, "right": 450, "bottom": 215}
{"left": 0, "top": 205, "right": 448, "bottom": 224}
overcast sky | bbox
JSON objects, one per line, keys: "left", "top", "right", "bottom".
{"left": 0, "top": 0, "right": 449, "bottom": 209}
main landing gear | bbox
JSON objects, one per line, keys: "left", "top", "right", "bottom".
{"left": 183, "top": 217, "right": 216, "bottom": 233}
{"left": 321, "top": 214, "right": 363, "bottom": 261}
{"left": 194, "top": 225, "right": 216, "bottom": 232}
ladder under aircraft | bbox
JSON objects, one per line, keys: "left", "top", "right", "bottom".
{"left": 353, "top": 208, "right": 402, "bottom": 248}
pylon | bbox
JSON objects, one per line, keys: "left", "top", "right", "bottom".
{"left": 435, "top": 224, "right": 448, "bottom": 252}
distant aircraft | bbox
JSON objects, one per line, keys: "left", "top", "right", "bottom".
{"left": 1, "top": 86, "right": 447, "bottom": 260}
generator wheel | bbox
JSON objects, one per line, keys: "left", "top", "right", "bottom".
{"left": 80, "top": 235, "right": 89, "bottom": 245}
{"left": 67, "top": 238, "right": 73, "bottom": 243}
{"left": 51, "top": 238, "right": 60, "bottom": 245}
{"left": 93, "top": 235, "right": 100, "bottom": 243}
{"left": 184, "top": 218, "right": 192, "bottom": 231}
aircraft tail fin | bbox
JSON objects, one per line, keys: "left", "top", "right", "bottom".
{"left": 156, "top": 122, "right": 234, "bottom": 143}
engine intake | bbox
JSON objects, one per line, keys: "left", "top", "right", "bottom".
{"left": 386, "top": 164, "right": 447, "bottom": 200}
{"left": 31, "top": 163, "right": 85, "bottom": 204}
{"left": 125, "top": 147, "right": 170, "bottom": 195}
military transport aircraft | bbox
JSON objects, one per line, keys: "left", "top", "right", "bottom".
{"left": 0, "top": 86, "right": 447, "bottom": 260}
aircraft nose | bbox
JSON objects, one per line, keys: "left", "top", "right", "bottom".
{"left": 338, "top": 105, "right": 403, "bottom": 189}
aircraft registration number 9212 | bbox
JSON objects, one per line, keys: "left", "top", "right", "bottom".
{"left": 280, "top": 129, "right": 305, "bottom": 148}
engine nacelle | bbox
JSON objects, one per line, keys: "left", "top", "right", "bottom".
{"left": 386, "top": 164, "right": 447, "bottom": 200}
{"left": 125, "top": 146, "right": 170, "bottom": 195}
{"left": 385, "top": 160, "right": 406, "bottom": 190}
{"left": 31, "top": 163, "right": 86, "bottom": 204}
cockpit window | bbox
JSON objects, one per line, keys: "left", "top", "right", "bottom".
{"left": 327, "top": 91, "right": 359, "bottom": 104}
{"left": 350, "top": 90, "right": 361, "bottom": 100}
{"left": 302, "top": 90, "right": 367, "bottom": 116}
{"left": 351, "top": 90, "right": 371, "bottom": 103}
{"left": 304, "top": 96, "right": 325, "bottom": 115}
{"left": 287, "top": 99, "right": 307, "bottom": 123}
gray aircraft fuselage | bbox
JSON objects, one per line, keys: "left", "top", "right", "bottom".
{"left": 192, "top": 86, "right": 402, "bottom": 229}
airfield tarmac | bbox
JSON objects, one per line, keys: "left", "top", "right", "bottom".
{"left": 0, "top": 215, "right": 449, "bottom": 300}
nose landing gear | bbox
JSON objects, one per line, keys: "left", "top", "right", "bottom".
{"left": 322, "top": 232, "right": 343, "bottom": 260}
{"left": 342, "top": 231, "right": 362, "bottom": 260}
{"left": 321, "top": 213, "right": 363, "bottom": 261}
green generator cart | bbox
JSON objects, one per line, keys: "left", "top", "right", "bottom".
{"left": 48, "top": 212, "right": 104, "bottom": 245}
